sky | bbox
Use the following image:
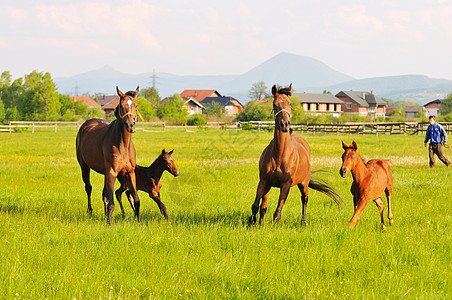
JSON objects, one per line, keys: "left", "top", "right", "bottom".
{"left": 1, "top": 0, "right": 452, "bottom": 80}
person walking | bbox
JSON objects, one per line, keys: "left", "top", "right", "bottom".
{"left": 424, "top": 115, "right": 451, "bottom": 167}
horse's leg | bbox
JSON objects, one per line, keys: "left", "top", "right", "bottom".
{"left": 126, "top": 172, "right": 141, "bottom": 221}
{"left": 151, "top": 192, "right": 169, "bottom": 220}
{"left": 115, "top": 184, "right": 127, "bottom": 218}
{"left": 353, "top": 195, "right": 360, "bottom": 224}
{"left": 80, "top": 164, "right": 93, "bottom": 214}
{"left": 259, "top": 189, "right": 271, "bottom": 225}
{"left": 297, "top": 183, "right": 309, "bottom": 225}
{"left": 349, "top": 198, "right": 369, "bottom": 228}
{"left": 103, "top": 170, "right": 117, "bottom": 225}
{"left": 125, "top": 190, "right": 136, "bottom": 212}
{"left": 248, "top": 180, "right": 269, "bottom": 225}
{"left": 385, "top": 188, "right": 394, "bottom": 225}
{"left": 374, "top": 197, "right": 387, "bottom": 231}
{"left": 273, "top": 183, "right": 291, "bottom": 224}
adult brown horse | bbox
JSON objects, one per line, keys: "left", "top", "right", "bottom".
{"left": 76, "top": 86, "right": 140, "bottom": 224}
{"left": 340, "top": 141, "right": 394, "bottom": 230}
{"left": 115, "top": 149, "right": 179, "bottom": 219}
{"left": 248, "top": 84, "right": 341, "bottom": 226}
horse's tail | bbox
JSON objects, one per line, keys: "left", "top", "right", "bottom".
{"left": 309, "top": 170, "right": 342, "bottom": 206}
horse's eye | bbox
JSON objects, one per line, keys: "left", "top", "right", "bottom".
{"left": 352, "top": 156, "right": 355, "bottom": 160}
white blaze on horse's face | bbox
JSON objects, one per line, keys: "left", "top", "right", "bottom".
{"left": 127, "top": 99, "right": 133, "bottom": 110}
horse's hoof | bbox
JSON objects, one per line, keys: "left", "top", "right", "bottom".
{"left": 381, "top": 224, "right": 387, "bottom": 232}
{"left": 389, "top": 219, "right": 394, "bottom": 226}
{"left": 247, "top": 216, "right": 257, "bottom": 226}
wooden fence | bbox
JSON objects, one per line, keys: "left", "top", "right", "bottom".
{"left": 1, "top": 121, "right": 452, "bottom": 135}
{"left": 241, "top": 121, "right": 452, "bottom": 135}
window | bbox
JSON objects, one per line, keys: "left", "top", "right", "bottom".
{"left": 225, "top": 106, "right": 233, "bottom": 111}
{"left": 346, "top": 103, "right": 352, "bottom": 110}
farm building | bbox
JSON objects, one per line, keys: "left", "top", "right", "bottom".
{"left": 403, "top": 106, "right": 421, "bottom": 119}
{"left": 424, "top": 99, "right": 442, "bottom": 117}
{"left": 293, "top": 93, "right": 344, "bottom": 118}
{"left": 336, "top": 90, "right": 387, "bottom": 118}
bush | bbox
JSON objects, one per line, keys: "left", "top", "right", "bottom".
{"left": 187, "top": 114, "right": 207, "bottom": 126}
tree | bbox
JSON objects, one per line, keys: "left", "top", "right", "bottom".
{"left": 156, "top": 94, "right": 186, "bottom": 124}
{"left": 15, "top": 71, "right": 61, "bottom": 120}
{"left": 139, "top": 87, "right": 161, "bottom": 107}
{"left": 136, "top": 96, "right": 155, "bottom": 121}
{"left": 203, "top": 101, "right": 224, "bottom": 118}
{"left": 248, "top": 81, "right": 270, "bottom": 100}
{"left": 439, "top": 93, "right": 452, "bottom": 116}
{"left": 235, "top": 101, "right": 273, "bottom": 121}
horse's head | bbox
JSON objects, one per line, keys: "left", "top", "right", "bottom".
{"left": 115, "top": 86, "right": 139, "bottom": 133}
{"left": 272, "top": 84, "right": 292, "bottom": 132}
{"left": 161, "top": 149, "right": 179, "bottom": 177}
{"left": 340, "top": 140, "right": 358, "bottom": 178}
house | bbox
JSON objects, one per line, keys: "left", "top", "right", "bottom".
{"left": 96, "top": 95, "right": 118, "bottom": 107}
{"left": 424, "top": 99, "right": 442, "bottom": 117}
{"left": 293, "top": 93, "right": 344, "bottom": 118}
{"left": 184, "top": 97, "right": 205, "bottom": 115}
{"left": 180, "top": 90, "right": 222, "bottom": 102}
{"left": 70, "top": 96, "right": 100, "bottom": 108}
{"left": 101, "top": 97, "right": 120, "bottom": 118}
{"left": 403, "top": 106, "right": 421, "bottom": 119}
{"left": 336, "top": 90, "right": 387, "bottom": 118}
{"left": 202, "top": 96, "right": 244, "bottom": 115}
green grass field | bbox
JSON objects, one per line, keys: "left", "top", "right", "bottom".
{"left": 0, "top": 127, "right": 450, "bottom": 299}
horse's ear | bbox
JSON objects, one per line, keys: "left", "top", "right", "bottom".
{"left": 352, "top": 140, "right": 358, "bottom": 150}
{"left": 288, "top": 83, "right": 292, "bottom": 92}
{"left": 116, "top": 86, "right": 125, "bottom": 97}
{"left": 168, "top": 149, "right": 174, "bottom": 155}
{"left": 342, "top": 140, "right": 348, "bottom": 150}
{"left": 161, "top": 149, "right": 166, "bottom": 155}
{"left": 271, "top": 84, "right": 278, "bottom": 96}
{"left": 134, "top": 86, "right": 139, "bottom": 97}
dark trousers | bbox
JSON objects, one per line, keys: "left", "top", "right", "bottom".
{"left": 429, "top": 143, "right": 451, "bottom": 167}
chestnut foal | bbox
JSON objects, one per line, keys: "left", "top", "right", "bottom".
{"left": 340, "top": 141, "right": 394, "bottom": 230}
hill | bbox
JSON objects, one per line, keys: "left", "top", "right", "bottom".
{"left": 53, "top": 52, "right": 452, "bottom": 104}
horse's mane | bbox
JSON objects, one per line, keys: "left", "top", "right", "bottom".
{"left": 357, "top": 153, "right": 368, "bottom": 166}
{"left": 125, "top": 91, "right": 136, "bottom": 97}
{"left": 277, "top": 86, "right": 292, "bottom": 96}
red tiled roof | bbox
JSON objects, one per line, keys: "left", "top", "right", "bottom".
{"left": 180, "top": 90, "right": 221, "bottom": 102}
{"left": 70, "top": 96, "right": 100, "bottom": 108}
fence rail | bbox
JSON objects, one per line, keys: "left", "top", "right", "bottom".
{"left": 241, "top": 121, "right": 452, "bottom": 135}
{"left": 2, "top": 121, "right": 452, "bottom": 135}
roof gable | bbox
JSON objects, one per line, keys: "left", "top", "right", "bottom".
{"left": 335, "top": 90, "right": 387, "bottom": 107}
{"left": 180, "top": 90, "right": 222, "bottom": 102}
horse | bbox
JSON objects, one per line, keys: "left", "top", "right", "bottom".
{"left": 115, "top": 149, "right": 179, "bottom": 220}
{"left": 76, "top": 86, "right": 140, "bottom": 224}
{"left": 248, "top": 84, "right": 341, "bottom": 226}
{"left": 340, "top": 141, "right": 394, "bottom": 230}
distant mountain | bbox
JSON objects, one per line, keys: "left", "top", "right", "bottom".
{"left": 53, "top": 52, "right": 452, "bottom": 105}
{"left": 218, "top": 52, "right": 355, "bottom": 94}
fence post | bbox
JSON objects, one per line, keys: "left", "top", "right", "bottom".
{"left": 32, "top": 123, "right": 35, "bottom": 134}
{"left": 55, "top": 123, "right": 57, "bottom": 133}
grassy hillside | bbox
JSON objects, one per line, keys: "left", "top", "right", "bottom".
{"left": 0, "top": 128, "right": 450, "bottom": 298}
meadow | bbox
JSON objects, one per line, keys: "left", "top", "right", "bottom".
{"left": 0, "top": 127, "right": 450, "bottom": 299}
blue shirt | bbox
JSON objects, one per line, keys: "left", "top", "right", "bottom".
{"left": 424, "top": 123, "right": 448, "bottom": 144}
